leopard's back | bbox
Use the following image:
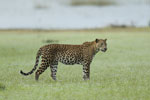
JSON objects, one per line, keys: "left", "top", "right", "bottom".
{"left": 41, "top": 44, "right": 84, "bottom": 65}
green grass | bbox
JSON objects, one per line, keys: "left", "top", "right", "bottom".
{"left": 0, "top": 30, "right": 150, "bottom": 100}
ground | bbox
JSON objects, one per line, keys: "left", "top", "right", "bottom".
{"left": 0, "top": 28, "right": 150, "bottom": 100}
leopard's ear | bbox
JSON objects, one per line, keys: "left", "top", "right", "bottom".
{"left": 95, "top": 39, "right": 99, "bottom": 43}
{"left": 104, "top": 39, "right": 107, "bottom": 41}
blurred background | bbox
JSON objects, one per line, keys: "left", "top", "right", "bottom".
{"left": 1, "top": 1, "right": 150, "bottom": 99}
{"left": 0, "top": 0, "right": 150, "bottom": 30}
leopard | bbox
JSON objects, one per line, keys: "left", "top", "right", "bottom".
{"left": 20, "top": 38, "right": 107, "bottom": 81}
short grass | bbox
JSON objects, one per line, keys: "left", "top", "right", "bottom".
{"left": 0, "top": 29, "right": 150, "bottom": 100}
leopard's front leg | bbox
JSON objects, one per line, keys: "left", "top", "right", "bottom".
{"left": 83, "top": 62, "right": 91, "bottom": 80}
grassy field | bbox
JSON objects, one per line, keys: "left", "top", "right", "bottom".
{"left": 0, "top": 29, "right": 150, "bottom": 100}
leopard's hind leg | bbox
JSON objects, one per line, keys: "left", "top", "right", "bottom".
{"left": 50, "top": 61, "right": 58, "bottom": 81}
{"left": 35, "top": 56, "right": 50, "bottom": 81}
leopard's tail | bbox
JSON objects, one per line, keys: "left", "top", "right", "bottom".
{"left": 20, "top": 48, "right": 42, "bottom": 76}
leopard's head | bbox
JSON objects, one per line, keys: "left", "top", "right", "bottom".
{"left": 95, "top": 38, "right": 107, "bottom": 52}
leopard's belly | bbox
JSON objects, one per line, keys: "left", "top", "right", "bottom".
{"left": 56, "top": 51, "right": 83, "bottom": 65}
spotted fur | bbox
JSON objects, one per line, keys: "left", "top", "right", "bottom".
{"left": 20, "top": 39, "right": 107, "bottom": 81}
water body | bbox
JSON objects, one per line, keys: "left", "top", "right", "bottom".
{"left": 0, "top": 0, "right": 150, "bottom": 29}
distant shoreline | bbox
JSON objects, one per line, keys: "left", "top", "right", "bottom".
{"left": 0, "top": 27, "right": 149, "bottom": 33}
